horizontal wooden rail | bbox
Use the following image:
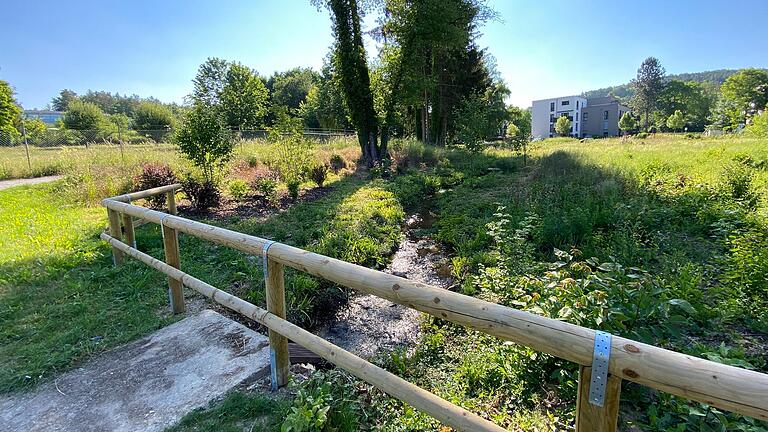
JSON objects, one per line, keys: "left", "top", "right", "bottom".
{"left": 111, "top": 183, "right": 182, "bottom": 203}
{"left": 100, "top": 232, "right": 505, "bottom": 432}
{"left": 101, "top": 197, "right": 768, "bottom": 421}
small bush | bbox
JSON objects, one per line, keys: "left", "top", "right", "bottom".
{"left": 329, "top": 154, "right": 347, "bottom": 173}
{"left": 181, "top": 175, "right": 221, "bottom": 210}
{"left": 635, "top": 132, "right": 650, "bottom": 139}
{"left": 133, "top": 163, "right": 177, "bottom": 209}
{"left": 309, "top": 163, "right": 328, "bottom": 188}
{"left": 721, "top": 163, "right": 755, "bottom": 203}
{"left": 227, "top": 179, "right": 250, "bottom": 201}
{"left": 287, "top": 179, "right": 301, "bottom": 200}
{"left": 253, "top": 177, "right": 278, "bottom": 205}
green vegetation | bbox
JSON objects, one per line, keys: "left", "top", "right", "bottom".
{"left": 554, "top": 115, "right": 572, "bottom": 136}
{"left": 3, "top": 131, "right": 768, "bottom": 431}
{"left": 168, "top": 134, "right": 768, "bottom": 431}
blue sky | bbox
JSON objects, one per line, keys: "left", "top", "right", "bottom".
{"left": 3, "top": 0, "right": 767, "bottom": 109}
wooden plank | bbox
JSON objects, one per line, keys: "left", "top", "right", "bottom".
{"left": 166, "top": 191, "right": 177, "bottom": 215}
{"left": 122, "top": 213, "right": 135, "bottom": 248}
{"left": 576, "top": 365, "right": 621, "bottom": 432}
{"left": 265, "top": 259, "right": 290, "bottom": 388}
{"left": 99, "top": 232, "right": 506, "bottom": 432}
{"left": 100, "top": 198, "right": 768, "bottom": 421}
{"left": 161, "top": 224, "right": 184, "bottom": 314}
{"left": 289, "top": 342, "right": 324, "bottom": 364}
{"left": 107, "top": 209, "right": 123, "bottom": 266}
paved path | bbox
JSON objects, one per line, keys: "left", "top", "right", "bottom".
{"left": 0, "top": 310, "right": 272, "bottom": 432}
{"left": 0, "top": 175, "right": 64, "bottom": 191}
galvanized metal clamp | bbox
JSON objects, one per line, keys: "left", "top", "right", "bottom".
{"left": 261, "top": 239, "right": 278, "bottom": 390}
{"left": 589, "top": 330, "right": 612, "bottom": 406}
{"left": 262, "top": 240, "right": 276, "bottom": 279}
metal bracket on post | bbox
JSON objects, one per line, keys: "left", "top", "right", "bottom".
{"left": 588, "top": 330, "right": 612, "bottom": 407}
{"left": 262, "top": 239, "right": 277, "bottom": 390}
{"left": 262, "top": 240, "right": 276, "bottom": 279}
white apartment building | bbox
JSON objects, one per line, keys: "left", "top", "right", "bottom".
{"left": 531, "top": 95, "right": 587, "bottom": 140}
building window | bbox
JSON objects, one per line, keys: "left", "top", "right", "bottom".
{"left": 619, "top": 110, "right": 623, "bottom": 118}
{"left": 583, "top": 112, "right": 589, "bottom": 121}
{"left": 575, "top": 123, "right": 578, "bottom": 132}
{"left": 603, "top": 120, "right": 609, "bottom": 130}
{"left": 550, "top": 102, "right": 555, "bottom": 111}
{"left": 550, "top": 114, "right": 555, "bottom": 122}
{"left": 604, "top": 110, "right": 609, "bottom": 120}
{"left": 561, "top": 100, "right": 570, "bottom": 106}
{"left": 549, "top": 124, "right": 555, "bottom": 133}
{"left": 576, "top": 101, "right": 579, "bottom": 109}
{"left": 576, "top": 113, "right": 579, "bottom": 121}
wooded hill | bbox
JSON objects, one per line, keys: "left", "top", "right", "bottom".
{"left": 583, "top": 68, "right": 768, "bottom": 101}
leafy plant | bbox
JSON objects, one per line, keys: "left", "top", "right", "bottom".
{"left": 253, "top": 177, "right": 279, "bottom": 205}
{"left": 287, "top": 179, "right": 301, "bottom": 200}
{"left": 181, "top": 174, "right": 221, "bottom": 210}
{"left": 227, "top": 178, "right": 250, "bottom": 201}
{"left": 133, "top": 163, "right": 177, "bottom": 209}
{"left": 329, "top": 153, "right": 347, "bottom": 173}
{"left": 309, "top": 163, "right": 328, "bottom": 188}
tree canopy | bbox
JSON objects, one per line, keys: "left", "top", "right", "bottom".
{"left": 62, "top": 100, "right": 105, "bottom": 130}
{"left": 631, "top": 57, "right": 666, "bottom": 130}
{"left": 133, "top": 101, "right": 176, "bottom": 130}
{"left": 0, "top": 80, "right": 21, "bottom": 141}
{"left": 555, "top": 115, "right": 572, "bottom": 136}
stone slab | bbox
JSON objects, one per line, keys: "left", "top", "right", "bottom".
{"left": 0, "top": 310, "right": 271, "bottom": 432}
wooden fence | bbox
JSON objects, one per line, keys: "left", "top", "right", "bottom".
{"left": 101, "top": 184, "right": 768, "bottom": 431}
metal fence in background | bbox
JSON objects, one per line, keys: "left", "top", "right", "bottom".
{"left": 0, "top": 127, "right": 355, "bottom": 177}
{"left": 0, "top": 127, "right": 356, "bottom": 149}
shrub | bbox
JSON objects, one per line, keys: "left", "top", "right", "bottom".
{"left": 635, "top": 132, "right": 650, "bottom": 139}
{"left": 329, "top": 154, "right": 347, "bottom": 173}
{"left": 62, "top": 100, "right": 105, "bottom": 130}
{"left": 253, "top": 177, "right": 278, "bottom": 205}
{"left": 181, "top": 175, "right": 221, "bottom": 210}
{"left": 227, "top": 179, "right": 250, "bottom": 201}
{"left": 286, "top": 179, "right": 301, "bottom": 200}
{"left": 133, "top": 163, "right": 177, "bottom": 209}
{"left": 133, "top": 101, "right": 176, "bottom": 130}
{"left": 721, "top": 163, "right": 755, "bottom": 203}
{"left": 174, "top": 104, "right": 233, "bottom": 183}
{"left": 309, "top": 163, "right": 328, "bottom": 188}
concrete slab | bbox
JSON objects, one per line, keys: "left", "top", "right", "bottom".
{"left": 0, "top": 310, "right": 271, "bottom": 432}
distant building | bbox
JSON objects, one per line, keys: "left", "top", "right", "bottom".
{"left": 580, "top": 97, "right": 631, "bottom": 138}
{"left": 531, "top": 96, "right": 630, "bottom": 139}
{"left": 23, "top": 110, "right": 63, "bottom": 126}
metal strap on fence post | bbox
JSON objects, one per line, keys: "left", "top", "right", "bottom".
{"left": 589, "top": 330, "right": 612, "bottom": 406}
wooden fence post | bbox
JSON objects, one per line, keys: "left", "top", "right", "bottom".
{"left": 162, "top": 223, "right": 185, "bottom": 314}
{"left": 107, "top": 209, "right": 123, "bottom": 266}
{"left": 166, "top": 191, "right": 177, "bottom": 215}
{"left": 122, "top": 213, "right": 135, "bottom": 248}
{"left": 576, "top": 365, "right": 622, "bottom": 432}
{"left": 265, "top": 257, "right": 290, "bottom": 389}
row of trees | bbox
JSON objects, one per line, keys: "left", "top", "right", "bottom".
{"left": 625, "top": 57, "right": 768, "bottom": 133}
{"left": 314, "top": 0, "right": 514, "bottom": 162}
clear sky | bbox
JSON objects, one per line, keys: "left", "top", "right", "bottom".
{"left": 3, "top": 0, "right": 767, "bottom": 109}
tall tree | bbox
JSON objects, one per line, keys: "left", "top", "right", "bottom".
{"left": 221, "top": 63, "right": 270, "bottom": 130}
{"left": 655, "top": 80, "right": 714, "bottom": 132}
{"left": 321, "top": 0, "right": 382, "bottom": 163}
{"left": 508, "top": 106, "right": 531, "bottom": 140}
{"left": 191, "top": 57, "right": 230, "bottom": 107}
{"left": 631, "top": 57, "right": 666, "bottom": 131}
{"left": 0, "top": 80, "right": 22, "bottom": 142}
{"left": 51, "top": 89, "right": 77, "bottom": 111}
{"left": 268, "top": 67, "right": 320, "bottom": 112}
{"left": 720, "top": 68, "right": 768, "bottom": 125}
